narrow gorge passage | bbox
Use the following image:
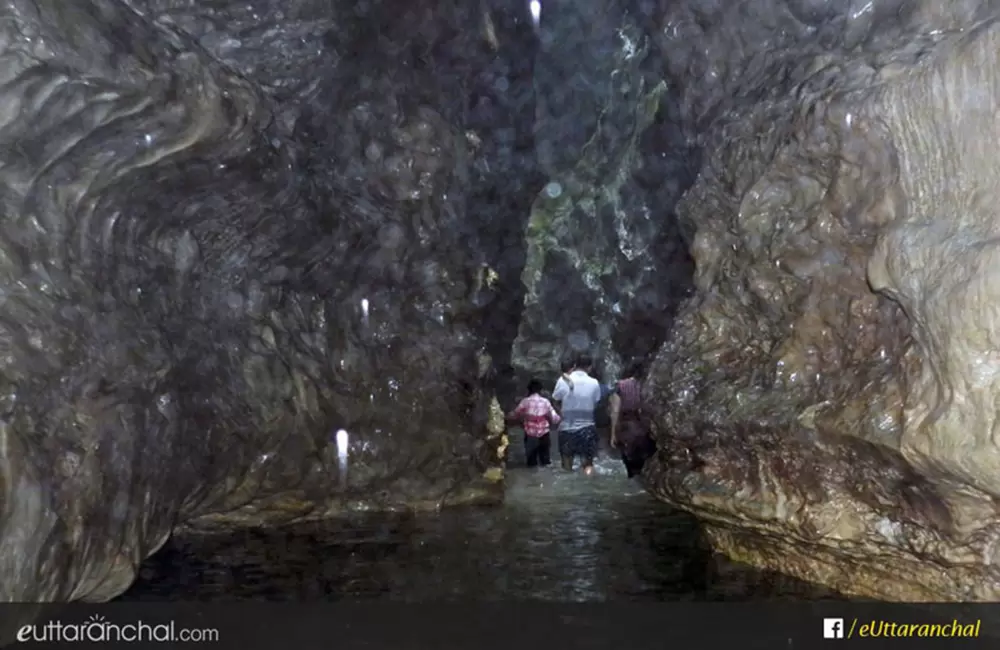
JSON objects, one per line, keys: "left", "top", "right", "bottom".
{"left": 5, "top": 0, "right": 1000, "bottom": 613}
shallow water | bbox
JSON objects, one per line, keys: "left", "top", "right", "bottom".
{"left": 120, "top": 442, "right": 841, "bottom": 602}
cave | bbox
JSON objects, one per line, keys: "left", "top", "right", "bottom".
{"left": 2, "top": 0, "right": 1000, "bottom": 619}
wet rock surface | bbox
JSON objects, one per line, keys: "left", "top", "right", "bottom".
{"left": 0, "top": 0, "right": 546, "bottom": 602}
{"left": 643, "top": 0, "right": 1000, "bottom": 600}
{"left": 0, "top": 0, "right": 699, "bottom": 605}
{"left": 511, "top": 0, "right": 694, "bottom": 382}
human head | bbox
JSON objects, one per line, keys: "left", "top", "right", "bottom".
{"left": 574, "top": 353, "right": 593, "bottom": 372}
{"left": 622, "top": 358, "right": 645, "bottom": 379}
{"left": 527, "top": 378, "right": 543, "bottom": 395}
{"left": 560, "top": 355, "right": 575, "bottom": 374}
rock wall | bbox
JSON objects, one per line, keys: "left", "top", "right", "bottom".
{"left": 644, "top": 0, "right": 1000, "bottom": 600}
{"left": 0, "top": 0, "right": 539, "bottom": 602}
{"left": 510, "top": 0, "right": 694, "bottom": 385}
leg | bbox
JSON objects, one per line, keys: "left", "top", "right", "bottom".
{"left": 618, "top": 423, "right": 634, "bottom": 474}
{"left": 632, "top": 435, "right": 656, "bottom": 476}
{"left": 538, "top": 433, "right": 551, "bottom": 466}
{"left": 524, "top": 435, "right": 540, "bottom": 467}
{"left": 621, "top": 451, "right": 635, "bottom": 475}
{"left": 558, "top": 428, "right": 576, "bottom": 471}
{"left": 579, "top": 426, "right": 598, "bottom": 474}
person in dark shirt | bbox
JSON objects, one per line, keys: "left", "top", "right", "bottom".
{"left": 609, "top": 359, "right": 656, "bottom": 478}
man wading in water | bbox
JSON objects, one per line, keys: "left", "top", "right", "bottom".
{"left": 552, "top": 354, "right": 602, "bottom": 474}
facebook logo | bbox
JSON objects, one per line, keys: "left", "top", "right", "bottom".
{"left": 823, "top": 618, "right": 845, "bottom": 639}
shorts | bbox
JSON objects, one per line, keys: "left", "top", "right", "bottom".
{"left": 558, "top": 425, "right": 598, "bottom": 459}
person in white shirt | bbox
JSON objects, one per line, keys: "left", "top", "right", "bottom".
{"left": 551, "top": 354, "right": 602, "bottom": 473}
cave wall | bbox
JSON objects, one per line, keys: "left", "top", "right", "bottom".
{"left": 642, "top": 0, "right": 1000, "bottom": 600}
{"left": 0, "top": 0, "right": 541, "bottom": 602}
{"left": 12, "top": 0, "right": 1000, "bottom": 607}
{"left": 510, "top": 0, "right": 695, "bottom": 386}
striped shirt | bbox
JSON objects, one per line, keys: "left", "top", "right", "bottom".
{"left": 616, "top": 378, "right": 643, "bottom": 414}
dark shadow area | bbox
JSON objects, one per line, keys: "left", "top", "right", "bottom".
{"left": 536, "top": 252, "right": 600, "bottom": 348}
{"left": 612, "top": 96, "right": 698, "bottom": 363}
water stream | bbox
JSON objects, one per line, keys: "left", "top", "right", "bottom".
{"left": 120, "top": 447, "right": 840, "bottom": 602}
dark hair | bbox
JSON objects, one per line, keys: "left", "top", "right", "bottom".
{"left": 560, "top": 355, "right": 575, "bottom": 373}
{"left": 527, "top": 378, "right": 543, "bottom": 395}
{"left": 622, "top": 359, "right": 645, "bottom": 379}
{"left": 574, "top": 353, "right": 593, "bottom": 371}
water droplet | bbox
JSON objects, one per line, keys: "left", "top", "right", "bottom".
{"left": 156, "top": 393, "right": 173, "bottom": 416}
{"left": 174, "top": 230, "right": 199, "bottom": 273}
{"left": 335, "top": 429, "right": 350, "bottom": 458}
{"left": 226, "top": 291, "right": 245, "bottom": 311}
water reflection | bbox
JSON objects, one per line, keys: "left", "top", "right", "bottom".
{"left": 121, "top": 455, "right": 841, "bottom": 602}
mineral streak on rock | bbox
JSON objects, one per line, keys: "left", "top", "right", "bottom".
{"left": 643, "top": 0, "right": 1000, "bottom": 600}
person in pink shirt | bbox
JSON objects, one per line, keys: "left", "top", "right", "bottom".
{"left": 507, "top": 378, "right": 561, "bottom": 467}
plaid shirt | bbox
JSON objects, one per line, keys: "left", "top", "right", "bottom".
{"left": 512, "top": 394, "right": 561, "bottom": 437}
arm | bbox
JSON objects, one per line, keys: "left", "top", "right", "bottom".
{"left": 506, "top": 400, "right": 525, "bottom": 422}
{"left": 552, "top": 377, "right": 570, "bottom": 402}
{"left": 609, "top": 393, "right": 621, "bottom": 448}
{"left": 547, "top": 402, "right": 562, "bottom": 427}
